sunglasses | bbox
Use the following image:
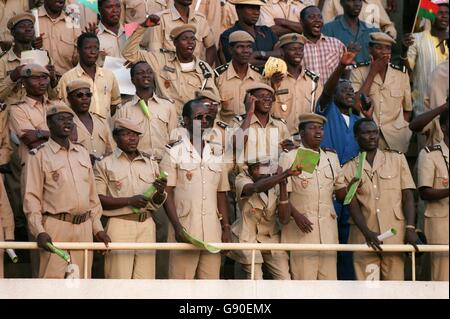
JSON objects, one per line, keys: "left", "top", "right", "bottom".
{"left": 74, "top": 92, "right": 93, "bottom": 98}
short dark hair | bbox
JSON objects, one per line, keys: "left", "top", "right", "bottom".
{"left": 353, "top": 118, "right": 377, "bottom": 135}
{"left": 298, "top": 122, "right": 308, "bottom": 132}
{"left": 182, "top": 98, "right": 203, "bottom": 119}
{"left": 300, "top": 5, "right": 319, "bottom": 22}
{"left": 77, "top": 32, "right": 99, "bottom": 49}
{"left": 440, "top": 108, "right": 449, "bottom": 126}
{"left": 130, "top": 61, "right": 150, "bottom": 78}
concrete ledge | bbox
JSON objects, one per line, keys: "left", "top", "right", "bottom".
{"left": 0, "top": 280, "right": 448, "bottom": 299}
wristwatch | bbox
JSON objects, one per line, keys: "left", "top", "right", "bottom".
{"left": 36, "top": 130, "right": 44, "bottom": 140}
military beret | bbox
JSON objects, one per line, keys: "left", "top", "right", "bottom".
{"left": 66, "top": 80, "right": 91, "bottom": 95}
{"left": 7, "top": 13, "right": 35, "bottom": 31}
{"left": 195, "top": 90, "right": 222, "bottom": 103}
{"left": 229, "top": 30, "right": 255, "bottom": 44}
{"left": 278, "top": 33, "right": 305, "bottom": 48}
{"left": 170, "top": 24, "right": 197, "bottom": 40}
{"left": 246, "top": 82, "right": 275, "bottom": 94}
{"left": 229, "top": 0, "right": 267, "bottom": 6}
{"left": 46, "top": 101, "right": 76, "bottom": 118}
{"left": 20, "top": 64, "right": 50, "bottom": 78}
{"left": 369, "top": 32, "right": 396, "bottom": 45}
{"left": 298, "top": 113, "right": 327, "bottom": 125}
{"left": 114, "top": 118, "right": 144, "bottom": 135}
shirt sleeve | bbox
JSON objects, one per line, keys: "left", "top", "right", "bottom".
{"left": 218, "top": 163, "right": 231, "bottom": 192}
{"left": 93, "top": 159, "right": 109, "bottom": 196}
{"left": 407, "top": 36, "right": 418, "bottom": 71}
{"left": 88, "top": 163, "right": 104, "bottom": 235}
{"left": 9, "top": 106, "right": 35, "bottom": 137}
{"left": 0, "top": 181, "right": 14, "bottom": 240}
{"left": 350, "top": 67, "right": 364, "bottom": 92}
{"left": 159, "top": 149, "right": 178, "bottom": 187}
{"left": 402, "top": 72, "right": 413, "bottom": 112}
{"left": 235, "top": 173, "right": 253, "bottom": 200}
{"left": 259, "top": 6, "right": 276, "bottom": 27}
{"left": 110, "top": 74, "right": 122, "bottom": 106}
{"left": 417, "top": 150, "right": 435, "bottom": 189}
{"left": 399, "top": 153, "right": 416, "bottom": 190}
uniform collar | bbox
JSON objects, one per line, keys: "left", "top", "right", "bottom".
{"left": 24, "top": 95, "right": 50, "bottom": 107}
{"left": 170, "top": 3, "right": 197, "bottom": 22}
{"left": 250, "top": 113, "right": 277, "bottom": 127}
{"left": 114, "top": 147, "right": 146, "bottom": 162}
{"left": 76, "top": 63, "right": 104, "bottom": 78}
{"left": 227, "top": 62, "right": 257, "bottom": 81}
{"left": 440, "top": 141, "right": 449, "bottom": 158}
{"left": 131, "top": 92, "right": 161, "bottom": 105}
{"left": 97, "top": 21, "right": 125, "bottom": 37}
{"left": 363, "top": 149, "right": 385, "bottom": 174}
{"left": 6, "top": 47, "right": 20, "bottom": 62}
{"left": 48, "top": 138, "right": 78, "bottom": 153}
{"left": 38, "top": 5, "right": 67, "bottom": 23}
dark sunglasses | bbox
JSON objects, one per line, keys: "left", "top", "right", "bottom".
{"left": 74, "top": 92, "right": 93, "bottom": 98}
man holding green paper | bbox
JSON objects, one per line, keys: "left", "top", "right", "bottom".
{"left": 94, "top": 118, "right": 167, "bottom": 279}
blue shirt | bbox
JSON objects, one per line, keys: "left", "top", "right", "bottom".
{"left": 316, "top": 101, "right": 361, "bottom": 165}
{"left": 322, "top": 15, "right": 380, "bottom": 63}
{"left": 220, "top": 23, "right": 278, "bottom": 62}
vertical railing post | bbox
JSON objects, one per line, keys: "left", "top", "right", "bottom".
{"left": 251, "top": 249, "right": 256, "bottom": 280}
{"left": 412, "top": 251, "right": 416, "bottom": 282}
{"left": 84, "top": 249, "right": 88, "bottom": 279}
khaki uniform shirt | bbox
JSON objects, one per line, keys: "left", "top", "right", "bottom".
{"left": 0, "top": 48, "right": 23, "bottom": 104}
{"left": 279, "top": 146, "right": 345, "bottom": 244}
{"left": 123, "top": 0, "right": 168, "bottom": 23}
{"left": 259, "top": 0, "right": 304, "bottom": 27}
{"left": 351, "top": 64, "right": 413, "bottom": 153}
{"left": 417, "top": 142, "right": 449, "bottom": 243}
{"left": 146, "top": 4, "right": 215, "bottom": 62}
{"left": 160, "top": 133, "right": 230, "bottom": 242}
{"left": 94, "top": 148, "right": 164, "bottom": 217}
{"left": 215, "top": 62, "right": 263, "bottom": 124}
{"left": 0, "top": 0, "right": 29, "bottom": 45}
{"left": 122, "top": 25, "right": 219, "bottom": 115}
{"left": 0, "top": 106, "right": 12, "bottom": 165}
{"left": 322, "top": 0, "right": 397, "bottom": 39}
{"left": 190, "top": 0, "right": 223, "bottom": 47}
{"left": 73, "top": 112, "right": 114, "bottom": 159}
{"left": 272, "top": 68, "right": 323, "bottom": 134}
{"left": 97, "top": 22, "right": 127, "bottom": 60}
{"left": 57, "top": 64, "right": 121, "bottom": 119}
{"left": 231, "top": 172, "right": 283, "bottom": 264}
{"left": 38, "top": 5, "right": 81, "bottom": 76}
{"left": 9, "top": 96, "right": 52, "bottom": 162}
{"left": 0, "top": 179, "right": 14, "bottom": 240}
{"left": 342, "top": 149, "right": 416, "bottom": 245}
{"left": 114, "top": 94, "right": 178, "bottom": 160}
{"left": 23, "top": 139, "right": 104, "bottom": 237}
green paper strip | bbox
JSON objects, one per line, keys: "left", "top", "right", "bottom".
{"left": 132, "top": 171, "right": 169, "bottom": 213}
{"left": 6, "top": 249, "right": 18, "bottom": 263}
{"left": 344, "top": 151, "right": 367, "bottom": 205}
{"left": 138, "top": 99, "right": 151, "bottom": 118}
{"left": 47, "top": 243, "right": 71, "bottom": 263}
{"left": 290, "top": 147, "right": 320, "bottom": 174}
{"left": 182, "top": 229, "right": 221, "bottom": 254}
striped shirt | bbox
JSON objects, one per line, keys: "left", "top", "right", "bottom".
{"left": 303, "top": 34, "right": 346, "bottom": 85}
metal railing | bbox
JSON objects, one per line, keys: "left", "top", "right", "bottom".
{"left": 0, "top": 242, "right": 448, "bottom": 280}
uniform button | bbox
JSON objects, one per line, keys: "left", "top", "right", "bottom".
{"left": 202, "top": 180, "right": 206, "bottom": 184}
{"left": 376, "top": 209, "right": 380, "bottom": 213}
{"left": 93, "top": 149, "right": 97, "bottom": 153}
{"left": 203, "top": 196, "right": 206, "bottom": 200}
{"left": 318, "top": 215, "right": 321, "bottom": 218}
{"left": 376, "top": 197, "right": 379, "bottom": 200}
{"left": 374, "top": 185, "right": 377, "bottom": 188}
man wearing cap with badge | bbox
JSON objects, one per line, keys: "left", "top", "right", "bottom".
{"left": 279, "top": 113, "right": 346, "bottom": 280}
{"left": 145, "top": 0, "right": 217, "bottom": 66}
{"left": 215, "top": 30, "right": 263, "bottom": 125}
{"left": 229, "top": 155, "right": 296, "bottom": 280}
{"left": 94, "top": 118, "right": 168, "bottom": 279}
{"left": 114, "top": 61, "right": 178, "bottom": 162}
{"left": 270, "top": 32, "right": 323, "bottom": 134}
{"left": 352, "top": 32, "right": 413, "bottom": 154}
{"left": 0, "top": 0, "right": 31, "bottom": 52}
{"left": 66, "top": 79, "right": 115, "bottom": 164}
{"left": 123, "top": 20, "right": 220, "bottom": 116}
{"left": 23, "top": 101, "right": 111, "bottom": 278}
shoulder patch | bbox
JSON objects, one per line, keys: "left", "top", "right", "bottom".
{"left": 389, "top": 63, "right": 407, "bottom": 73}
{"left": 214, "top": 63, "right": 229, "bottom": 76}
{"left": 322, "top": 147, "right": 336, "bottom": 154}
{"left": 216, "top": 120, "right": 229, "bottom": 129}
{"left": 165, "top": 139, "right": 182, "bottom": 149}
{"left": 353, "top": 61, "right": 371, "bottom": 69}
{"left": 305, "top": 69, "right": 319, "bottom": 82}
{"left": 28, "top": 143, "right": 45, "bottom": 155}
{"left": 198, "top": 61, "right": 212, "bottom": 79}
{"left": 424, "top": 144, "right": 442, "bottom": 153}
{"left": 234, "top": 114, "right": 247, "bottom": 122}
{"left": 163, "top": 65, "right": 176, "bottom": 73}
{"left": 271, "top": 114, "right": 287, "bottom": 124}
{"left": 386, "top": 148, "right": 403, "bottom": 154}
{"left": 275, "top": 88, "right": 289, "bottom": 95}
{"left": 141, "top": 152, "right": 156, "bottom": 160}
{"left": 250, "top": 64, "right": 264, "bottom": 74}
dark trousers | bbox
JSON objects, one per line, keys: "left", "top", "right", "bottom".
{"left": 334, "top": 200, "right": 356, "bottom": 280}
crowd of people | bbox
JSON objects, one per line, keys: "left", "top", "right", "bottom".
{"left": 0, "top": 0, "right": 448, "bottom": 282}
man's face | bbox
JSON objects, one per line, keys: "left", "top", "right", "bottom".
{"left": 434, "top": 5, "right": 449, "bottom": 31}
{"left": 231, "top": 42, "right": 253, "bottom": 64}
{"left": 369, "top": 43, "right": 392, "bottom": 60}
{"left": 199, "top": 98, "right": 220, "bottom": 119}
{"left": 79, "top": 38, "right": 100, "bottom": 65}
{"left": 48, "top": 112, "right": 74, "bottom": 139}
{"left": 252, "top": 89, "right": 274, "bottom": 114}
{"left": 249, "top": 162, "right": 272, "bottom": 181}
{"left": 12, "top": 20, "right": 35, "bottom": 43}
{"left": 185, "top": 103, "right": 215, "bottom": 134}
{"left": 341, "top": 0, "right": 363, "bottom": 18}
{"left": 301, "top": 7, "right": 323, "bottom": 37}
{"left": 115, "top": 129, "right": 140, "bottom": 153}
{"left": 238, "top": 5, "right": 261, "bottom": 25}
{"left": 100, "top": 0, "right": 121, "bottom": 26}
{"left": 282, "top": 42, "right": 304, "bottom": 66}
{"left": 335, "top": 80, "right": 356, "bottom": 108}
{"left": 174, "top": 31, "right": 196, "bottom": 57}
{"left": 44, "top": 0, "right": 65, "bottom": 14}
{"left": 300, "top": 122, "right": 324, "bottom": 149}
{"left": 68, "top": 88, "right": 92, "bottom": 113}
{"left": 24, "top": 74, "right": 50, "bottom": 97}
{"left": 356, "top": 121, "right": 379, "bottom": 151}
{"left": 131, "top": 62, "right": 155, "bottom": 90}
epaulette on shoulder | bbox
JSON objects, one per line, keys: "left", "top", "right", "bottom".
{"left": 29, "top": 143, "right": 45, "bottom": 155}
{"left": 216, "top": 120, "right": 229, "bottom": 129}
{"left": 424, "top": 144, "right": 442, "bottom": 153}
{"left": 165, "top": 139, "right": 182, "bottom": 149}
{"left": 160, "top": 48, "right": 175, "bottom": 54}
{"left": 250, "top": 64, "right": 264, "bottom": 75}
{"left": 322, "top": 147, "right": 336, "bottom": 154}
{"left": 10, "top": 100, "right": 25, "bottom": 107}
{"left": 141, "top": 152, "right": 156, "bottom": 160}
{"left": 271, "top": 114, "right": 287, "bottom": 124}
{"left": 305, "top": 69, "right": 319, "bottom": 82}
{"left": 198, "top": 60, "right": 212, "bottom": 79}
{"left": 353, "top": 61, "right": 371, "bottom": 69}
{"left": 234, "top": 114, "right": 247, "bottom": 122}
{"left": 156, "top": 94, "right": 175, "bottom": 103}
{"left": 386, "top": 148, "right": 403, "bottom": 154}
{"left": 390, "top": 63, "right": 407, "bottom": 73}
{"left": 214, "top": 63, "right": 229, "bottom": 76}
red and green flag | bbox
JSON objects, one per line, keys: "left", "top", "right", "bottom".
{"left": 417, "top": 0, "right": 440, "bottom": 22}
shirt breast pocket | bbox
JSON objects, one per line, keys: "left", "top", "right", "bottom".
{"left": 207, "top": 162, "right": 222, "bottom": 187}
{"left": 59, "top": 33, "right": 75, "bottom": 57}
{"left": 108, "top": 171, "right": 128, "bottom": 195}
{"left": 77, "top": 158, "right": 91, "bottom": 182}
{"left": 178, "top": 162, "right": 198, "bottom": 185}
{"left": 379, "top": 170, "right": 398, "bottom": 190}
{"left": 44, "top": 161, "right": 66, "bottom": 188}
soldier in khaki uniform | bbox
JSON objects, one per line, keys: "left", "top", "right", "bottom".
{"left": 66, "top": 80, "right": 114, "bottom": 162}
{"left": 94, "top": 118, "right": 168, "bottom": 279}
{"left": 352, "top": 32, "right": 413, "bottom": 154}
{"left": 344, "top": 118, "right": 418, "bottom": 281}
{"left": 114, "top": 61, "right": 178, "bottom": 161}
{"left": 122, "top": 22, "right": 219, "bottom": 116}
{"left": 279, "top": 113, "right": 346, "bottom": 280}
{"left": 215, "top": 30, "right": 263, "bottom": 124}
{"left": 0, "top": 179, "right": 14, "bottom": 278}
{"left": 0, "top": 103, "right": 12, "bottom": 168}
{"left": 230, "top": 156, "right": 294, "bottom": 279}
{"left": 146, "top": 0, "right": 217, "bottom": 66}
{"left": 35, "top": 0, "right": 81, "bottom": 76}
{"left": 97, "top": 0, "right": 127, "bottom": 61}
{"left": 259, "top": 0, "right": 304, "bottom": 36}
{"left": 270, "top": 33, "right": 322, "bottom": 134}
{"left": 0, "top": 0, "right": 31, "bottom": 52}
{"left": 23, "top": 102, "right": 110, "bottom": 279}
{"left": 58, "top": 32, "right": 121, "bottom": 119}
{"left": 417, "top": 111, "right": 449, "bottom": 282}
{"left": 160, "top": 99, "right": 232, "bottom": 279}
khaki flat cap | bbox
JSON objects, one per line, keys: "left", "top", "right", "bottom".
{"left": 114, "top": 118, "right": 144, "bottom": 135}
{"left": 170, "top": 24, "right": 197, "bottom": 40}
{"left": 195, "top": 90, "right": 222, "bottom": 103}
{"left": 298, "top": 113, "right": 327, "bottom": 125}
{"left": 20, "top": 64, "right": 50, "bottom": 78}
{"left": 46, "top": 101, "right": 76, "bottom": 118}
{"left": 369, "top": 32, "right": 396, "bottom": 45}
{"left": 7, "top": 13, "right": 35, "bottom": 30}
{"left": 229, "top": 30, "right": 255, "bottom": 44}
{"left": 278, "top": 33, "right": 305, "bottom": 47}
{"left": 229, "top": 0, "right": 267, "bottom": 6}
{"left": 246, "top": 82, "right": 275, "bottom": 94}
{"left": 66, "top": 80, "right": 91, "bottom": 95}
